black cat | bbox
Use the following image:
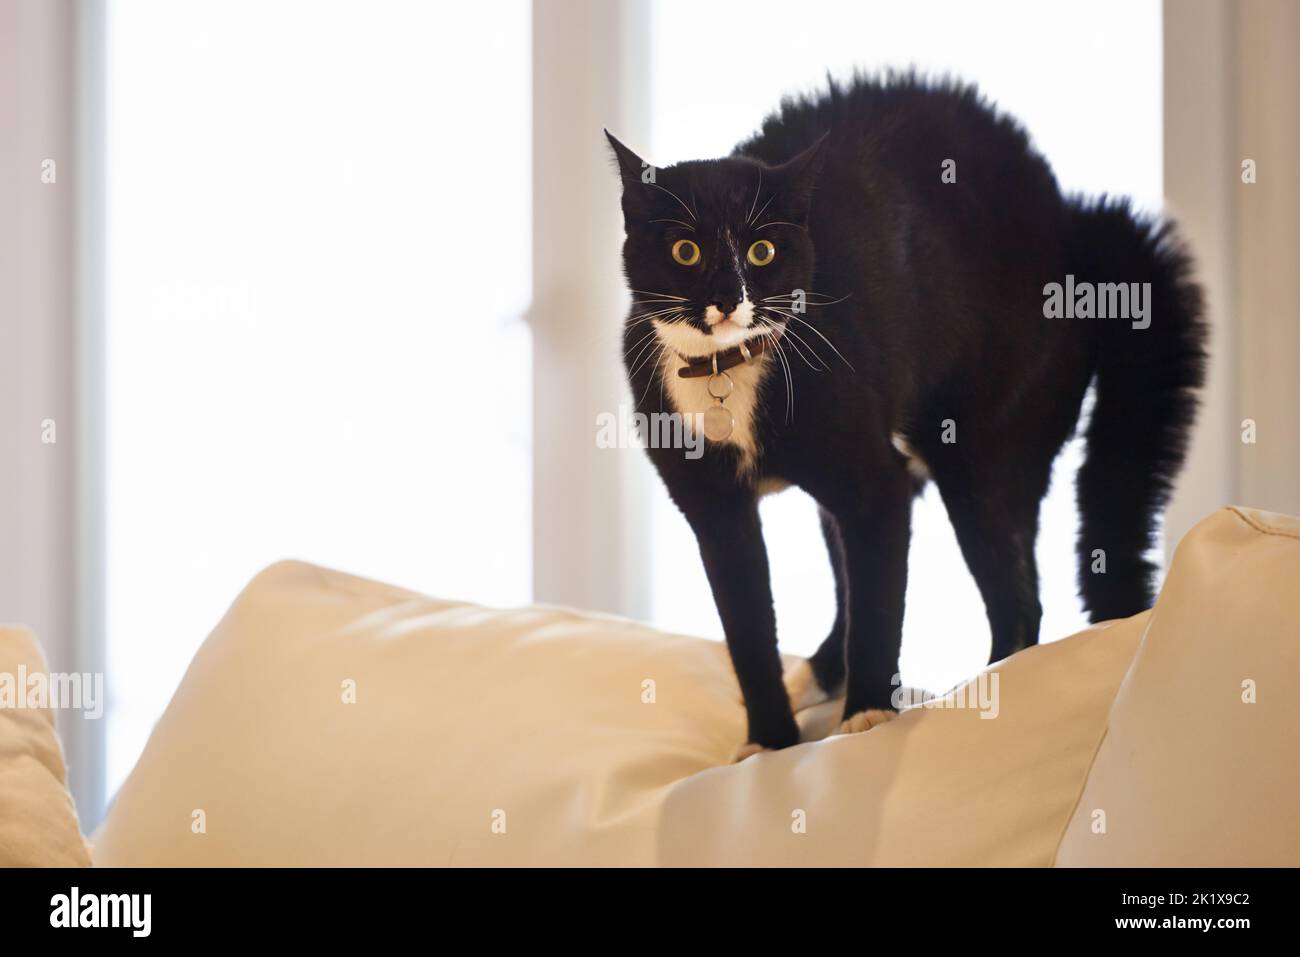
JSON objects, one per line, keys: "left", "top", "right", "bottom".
{"left": 606, "top": 74, "right": 1206, "bottom": 758}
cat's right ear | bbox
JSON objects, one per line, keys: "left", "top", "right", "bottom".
{"left": 604, "top": 130, "right": 655, "bottom": 222}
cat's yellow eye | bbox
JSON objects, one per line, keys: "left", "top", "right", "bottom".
{"left": 747, "top": 239, "right": 776, "bottom": 267}
{"left": 671, "top": 239, "right": 701, "bottom": 266}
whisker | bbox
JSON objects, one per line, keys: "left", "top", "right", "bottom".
{"left": 638, "top": 341, "right": 671, "bottom": 406}
{"left": 623, "top": 313, "right": 683, "bottom": 335}
{"left": 626, "top": 332, "right": 666, "bottom": 381}
{"left": 745, "top": 168, "right": 763, "bottom": 225}
{"left": 649, "top": 219, "right": 695, "bottom": 231}
{"left": 648, "top": 183, "right": 697, "bottom": 222}
{"left": 777, "top": 322, "right": 830, "bottom": 372}
{"left": 785, "top": 317, "right": 853, "bottom": 371}
{"left": 749, "top": 192, "right": 776, "bottom": 228}
{"left": 618, "top": 314, "right": 667, "bottom": 337}
{"left": 761, "top": 329, "right": 793, "bottom": 423}
{"left": 774, "top": 335, "right": 794, "bottom": 422}
{"left": 753, "top": 221, "right": 806, "bottom": 231}
{"left": 758, "top": 331, "right": 778, "bottom": 412}
{"left": 760, "top": 293, "right": 849, "bottom": 306}
{"left": 618, "top": 317, "right": 681, "bottom": 351}
{"left": 630, "top": 306, "right": 690, "bottom": 322}
{"left": 764, "top": 308, "right": 855, "bottom": 371}
{"left": 599, "top": 311, "right": 685, "bottom": 351}
{"left": 623, "top": 326, "right": 661, "bottom": 360}
{"left": 625, "top": 315, "right": 682, "bottom": 366}
{"left": 761, "top": 290, "right": 843, "bottom": 298}
{"left": 629, "top": 308, "right": 690, "bottom": 320}
{"left": 600, "top": 320, "right": 649, "bottom": 349}
{"left": 659, "top": 346, "right": 669, "bottom": 412}
{"left": 631, "top": 290, "right": 689, "bottom": 301}
{"left": 625, "top": 335, "right": 661, "bottom": 376}
{"left": 773, "top": 326, "right": 814, "bottom": 369}
{"left": 626, "top": 316, "right": 686, "bottom": 380}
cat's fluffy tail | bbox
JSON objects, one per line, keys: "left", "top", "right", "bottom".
{"left": 1066, "top": 197, "right": 1208, "bottom": 622}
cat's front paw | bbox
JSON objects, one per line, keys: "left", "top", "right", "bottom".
{"left": 833, "top": 708, "right": 896, "bottom": 735}
{"left": 728, "top": 742, "right": 768, "bottom": 763}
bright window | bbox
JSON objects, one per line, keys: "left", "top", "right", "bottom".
{"left": 104, "top": 0, "right": 532, "bottom": 793}
{"left": 645, "top": 0, "right": 1162, "bottom": 693}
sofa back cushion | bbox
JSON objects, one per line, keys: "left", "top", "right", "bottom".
{"left": 1054, "top": 507, "right": 1300, "bottom": 866}
{"left": 0, "top": 626, "right": 91, "bottom": 867}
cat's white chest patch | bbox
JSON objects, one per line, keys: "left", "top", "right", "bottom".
{"left": 661, "top": 349, "right": 770, "bottom": 474}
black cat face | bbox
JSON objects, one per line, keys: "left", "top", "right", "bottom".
{"left": 606, "top": 132, "right": 826, "bottom": 358}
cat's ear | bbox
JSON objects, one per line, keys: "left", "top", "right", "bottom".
{"left": 605, "top": 130, "right": 649, "bottom": 181}
{"left": 604, "top": 129, "right": 657, "bottom": 222}
{"left": 770, "top": 132, "right": 829, "bottom": 221}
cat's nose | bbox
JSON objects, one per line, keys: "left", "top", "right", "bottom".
{"left": 709, "top": 297, "right": 738, "bottom": 317}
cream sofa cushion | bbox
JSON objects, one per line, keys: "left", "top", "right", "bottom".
{"left": 1054, "top": 507, "right": 1300, "bottom": 865}
{"left": 95, "top": 558, "right": 1144, "bottom": 867}
{"left": 95, "top": 563, "right": 748, "bottom": 866}
{"left": 94, "top": 506, "right": 1300, "bottom": 866}
{"left": 658, "top": 615, "right": 1145, "bottom": 866}
{"left": 0, "top": 625, "right": 91, "bottom": 867}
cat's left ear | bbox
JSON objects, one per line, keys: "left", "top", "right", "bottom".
{"left": 770, "top": 132, "right": 829, "bottom": 221}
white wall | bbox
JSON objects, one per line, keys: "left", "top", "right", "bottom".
{"left": 1163, "top": 0, "right": 1300, "bottom": 541}
{"left": 530, "top": 0, "right": 655, "bottom": 619}
{"left": 0, "top": 0, "right": 105, "bottom": 825}
{"left": 1233, "top": 0, "right": 1300, "bottom": 514}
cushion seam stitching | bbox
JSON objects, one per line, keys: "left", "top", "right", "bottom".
{"left": 1227, "top": 506, "right": 1300, "bottom": 541}
{"left": 1047, "top": 710, "right": 1114, "bottom": 866}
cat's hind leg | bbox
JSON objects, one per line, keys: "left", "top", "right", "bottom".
{"left": 826, "top": 468, "right": 915, "bottom": 731}
{"left": 932, "top": 457, "right": 1051, "bottom": 664}
{"left": 784, "top": 507, "right": 848, "bottom": 711}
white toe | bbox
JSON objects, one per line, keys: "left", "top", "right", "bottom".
{"left": 833, "top": 708, "right": 896, "bottom": 735}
